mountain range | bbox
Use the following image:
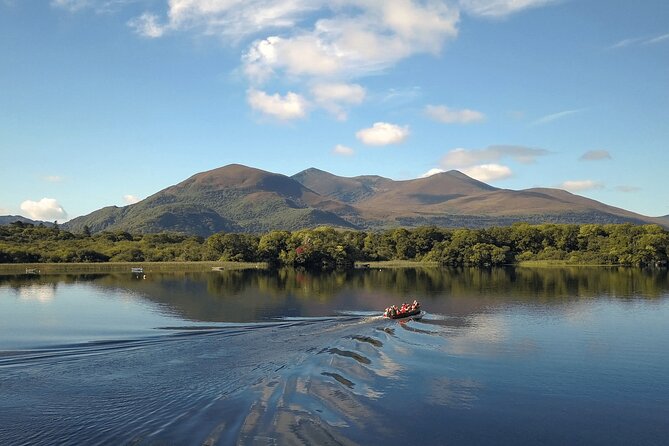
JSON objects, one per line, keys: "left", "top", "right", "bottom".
{"left": 5, "top": 164, "right": 667, "bottom": 236}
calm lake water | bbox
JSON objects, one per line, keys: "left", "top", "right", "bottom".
{"left": 1, "top": 267, "right": 668, "bottom": 445}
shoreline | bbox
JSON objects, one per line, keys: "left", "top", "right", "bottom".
{"left": 0, "top": 259, "right": 654, "bottom": 276}
{"left": 0, "top": 261, "right": 266, "bottom": 275}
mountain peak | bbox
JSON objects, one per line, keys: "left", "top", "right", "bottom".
{"left": 56, "top": 163, "right": 667, "bottom": 236}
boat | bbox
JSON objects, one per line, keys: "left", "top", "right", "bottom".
{"left": 384, "top": 301, "right": 423, "bottom": 319}
{"left": 131, "top": 267, "right": 144, "bottom": 273}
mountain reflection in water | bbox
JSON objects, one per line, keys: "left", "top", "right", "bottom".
{"left": 1, "top": 267, "right": 668, "bottom": 445}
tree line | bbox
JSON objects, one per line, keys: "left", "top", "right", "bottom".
{"left": 1, "top": 221, "right": 667, "bottom": 269}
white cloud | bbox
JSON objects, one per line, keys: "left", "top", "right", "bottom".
{"left": 43, "top": 175, "right": 65, "bottom": 183}
{"left": 131, "top": 1, "right": 459, "bottom": 85}
{"left": 247, "top": 89, "right": 308, "bottom": 120}
{"left": 532, "top": 108, "right": 583, "bottom": 126}
{"left": 610, "top": 32, "right": 669, "bottom": 49}
{"left": 356, "top": 122, "right": 409, "bottom": 146}
{"left": 118, "top": 1, "right": 557, "bottom": 118}
{"left": 123, "top": 194, "right": 141, "bottom": 204}
{"left": 420, "top": 168, "right": 445, "bottom": 178}
{"left": 459, "top": 0, "right": 559, "bottom": 18}
{"left": 440, "top": 145, "right": 549, "bottom": 168}
{"left": 559, "top": 180, "right": 604, "bottom": 192}
{"left": 579, "top": 150, "right": 611, "bottom": 161}
{"left": 425, "top": 104, "right": 485, "bottom": 124}
{"left": 128, "top": 13, "right": 166, "bottom": 38}
{"left": 20, "top": 198, "right": 68, "bottom": 221}
{"left": 646, "top": 33, "right": 669, "bottom": 45}
{"left": 332, "top": 144, "right": 355, "bottom": 156}
{"left": 311, "top": 83, "right": 365, "bottom": 120}
{"left": 461, "top": 164, "right": 512, "bottom": 182}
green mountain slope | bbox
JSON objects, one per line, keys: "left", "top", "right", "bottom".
{"left": 64, "top": 164, "right": 357, "bottom": 236}
{"left": 54, "top": 164, "right": 667, "bottom": 235}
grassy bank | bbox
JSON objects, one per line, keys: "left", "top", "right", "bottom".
{"left": 0, "top": 261, "right": 267, "bottom": 275}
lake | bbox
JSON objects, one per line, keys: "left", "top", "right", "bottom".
{"left": 1, "top": 267, "right": 668, "bottom": 445}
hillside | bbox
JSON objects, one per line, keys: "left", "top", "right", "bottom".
{"left": 65, "top": 164, "right": 357, "bottom": 236}
{"left": 51, "top": 164, "right": 668, "bottom": 235}
{"left": 0, "top": 216, "right": 53, "bottom": 226}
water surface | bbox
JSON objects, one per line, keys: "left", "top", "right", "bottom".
{"left": 1, "top": 267, "right": 668, "bottom": 445}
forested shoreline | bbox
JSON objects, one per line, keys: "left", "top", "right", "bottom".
{"left": 1, "top": 221, "right": 667, "bottom": 269}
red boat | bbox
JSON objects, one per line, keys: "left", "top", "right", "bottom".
{"left": 384, "top": 300, "right": 423, "bottom": 319}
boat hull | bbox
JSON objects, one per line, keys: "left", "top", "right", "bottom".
{"left": 385, "top": 309, "right": 423, "bottom": 320}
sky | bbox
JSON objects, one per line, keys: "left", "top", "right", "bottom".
{"left": 1, "top": 0, "right": 668, "bottom": 222}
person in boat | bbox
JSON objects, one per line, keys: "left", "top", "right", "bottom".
{"left": 384, "top": 300, "right": 421, "bottom": 317}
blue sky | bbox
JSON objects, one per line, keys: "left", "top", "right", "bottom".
{"left": 1, "top": 0, "right": 668, "bottom": 222}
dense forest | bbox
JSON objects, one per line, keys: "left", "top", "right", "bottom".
{"left": 1, "top": 221, "right": 667, "bottom": 269}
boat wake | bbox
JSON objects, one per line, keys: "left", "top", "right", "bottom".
{"left": 0, "top": 313, "right": 460, "bottom": 445}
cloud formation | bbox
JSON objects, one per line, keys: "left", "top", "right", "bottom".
{"left": 128, "top": 13, "right": 166, "bottom": 38}
{"left": 425, "top": 104, "right": 485, "bottom": 124}
{"left": 459, "top": 0, "right": 559, "bottom": 18}
{"left": 579, "top": 150, "right": 611, "bottom": 161}
{"left": 441, "top": 145, "right": 549, "bottom": 168}
{"left": 559, "top": 180, "right": 604, "bottom": 192}
{"left": 332, "top": 144, "right": 355, "bottom": 156}
{"left": 51, "top": 0, "right": 90, "bottom": 12}
{"left": 311, "top": 83, "right": 365, "bottom": 120}
{"left": 434, "top": 145, "right": 549, "bottom": 183}
{"left": 121, "top": 1, "right": 562, "bottom": 119}
{"left": 461, "top": 163, "right": 512, "bottom": 181}
{"left": 241, "top": 1, "right": 460, "bottom": 84}
{"left": 247, "top": 89, "right": 308, "bottom": 120}
{"left": 20, "top": 198, "right": 68, "bottom": 221}
{"left": 532, "top": 108, "right": 583, "bottom": 126}
{"left": 356, "top": 122, "right": 409, "bottom": 146}
{"left": 420, "top": 168, "right": 445, "bottom": 178}
{"left": 610, "top": 32, "right": 669, "bottom": 49}
{"left": 123, "top": 194, "right": 141, "bottom": 204}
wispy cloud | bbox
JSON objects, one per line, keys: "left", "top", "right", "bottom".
{"left": 332, "top": 144, "right": 355, "bottom": 156}
{"left": 425, "top": 104, "right": 485, "bottom": 124}
{"left": 579, "top": 150, "right": 612, "bottom": 161}
{"left": 43, "top": 175, "right": 65, "bottom": 183}
{"left": 52, "top": 0, "right": 136, "bottom": 14}
{"left": 20, "top": 198, "right": 68, "bottom": 221}
{"left": 645, "top": 33, "right": 669, "bottom": 45}
{"left": 51, "top": 0, "right": 90, "bottom": 12}
{"left": 128, "top": 13, "right": 165, "bottom": 38}
{"left": 441, "top": 145, "right": 550, "bottom": 168}
{"left": 459, "top": 0, "right": 560, "bottom": 18}
{"left": 356, "top": 122, "right": 409, "bottom": 146}
{"left": 531, "top": 108, "right": 583, "bottom": 126}
{"left": 559, "top": 180, "right": 604, "bottom": 192}
{"left": 610, "top": 31, "right": 669, "bottom": 49}
{"left": 311, "top": 83, "right": 365, "bottom": 121}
